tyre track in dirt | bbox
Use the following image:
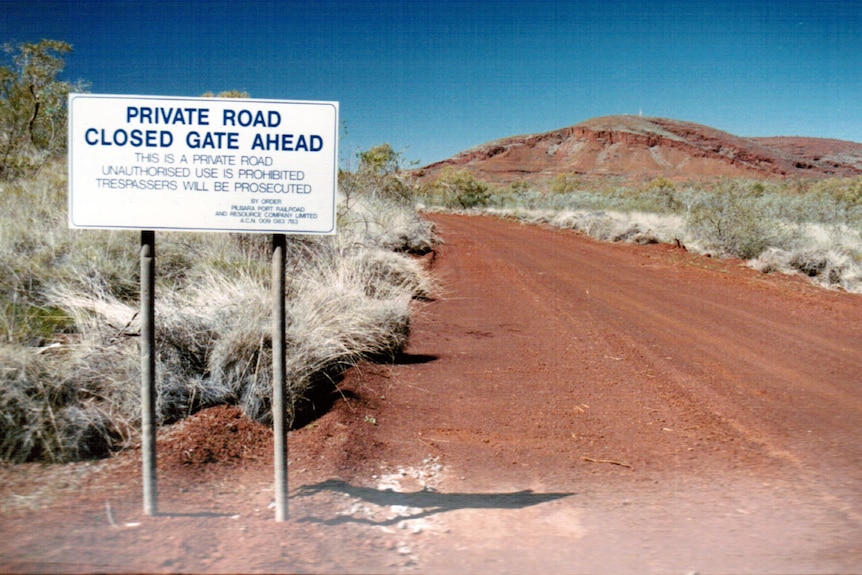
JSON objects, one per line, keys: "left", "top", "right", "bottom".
{"left": 505, "top": 221, "right": 862, "bottom": 476}
{"left": 395, "top": 215, "right": 862, "bottom": 482}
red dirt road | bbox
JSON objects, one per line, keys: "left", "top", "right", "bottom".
{"left": 2, "top": 213, "right": 862, "bottom": 574}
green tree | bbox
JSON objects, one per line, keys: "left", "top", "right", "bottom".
{"left": 0, "top": 39, "right": 87, "bottom": 179}
{"left": 339, "top": 143, "right": 415, "bottom": 209}
{"left": 357, "top": 143, "right": 404, "bottom": 176}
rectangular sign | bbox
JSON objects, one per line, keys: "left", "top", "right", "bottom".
{"left": 68, "top": 94, "right": 338, "bottom": 234}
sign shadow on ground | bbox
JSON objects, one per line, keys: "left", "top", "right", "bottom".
{"left": 293, "top": 480, "right": 573, "bottom": 526}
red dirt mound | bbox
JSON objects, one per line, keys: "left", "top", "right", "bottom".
{"left": 158, "top": 405, "right": 273, "bottom": 471}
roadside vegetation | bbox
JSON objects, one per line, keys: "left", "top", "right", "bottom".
{"left": 416, "top": 171, "right": 862, "bottom": 293}
{"left": 0, "top": 153, "right": 437, "bottom": 464}
{"left": 0, "top": 41, "right": 437, "bottom": 463}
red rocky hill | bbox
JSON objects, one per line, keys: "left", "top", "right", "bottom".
{"left": 415, "top": 115, "right": 862, "bottom": 183}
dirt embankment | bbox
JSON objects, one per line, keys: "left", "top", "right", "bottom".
{"left": 2, "top": 214, "right": 861, "bottom": 574}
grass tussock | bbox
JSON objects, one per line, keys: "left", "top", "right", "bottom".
{"left": 0, "top": 157, "right": 438, "bottom": 462}
{"left": 0, "top": 344, "right": 128, "bottom": 463}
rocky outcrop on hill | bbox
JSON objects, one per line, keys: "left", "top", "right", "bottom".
{"left": 416, "top": 115, "right": 862, "bottom": 183}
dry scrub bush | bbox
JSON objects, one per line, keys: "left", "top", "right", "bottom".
{"left": 549, "top": 210, "right": 661, "bottom": 245}
{"left": 46, "top": 282, "right": 229, "bottom": 427}
{"left": 205, "top": 239, "right": 419, "bottom": 425}
{"left": 0, "top": 345, "right": 127, "bottom": 463}
{"left": 749, "top": 222, "right": 862, "bottom": 292}
{"left": 339, "top": 193, "right": 438, "bottom": 255}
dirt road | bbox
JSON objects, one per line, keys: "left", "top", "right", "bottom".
{"left": 2, "top": 213, "right": 861, "bottom": 574}
{"left": 383, "top": 214, "right": 862, "bottom": 573}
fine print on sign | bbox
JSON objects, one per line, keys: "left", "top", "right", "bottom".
{"left": 68, "top": 94, "right": 339, "bottom": 234}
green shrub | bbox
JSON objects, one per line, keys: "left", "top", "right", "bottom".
{"left": 808, "top": 177, "right": 862, "bottom": 226}
{"left": 549, "top": 172, "right": 582, "bottom": 195}
{"left": 684, "top": 180, "right": 794, "bottom": 259}
{"left": 638, "top": 176, "right": 684, "bottom": 213}
{"left": 339, "top": 143, "right": 416, "bottom": 208}
{"left": 0, "top": 303, "right": 74, "bottom": 345}
{"left": 423, "top": 167, "right": 491, "bottom": 209}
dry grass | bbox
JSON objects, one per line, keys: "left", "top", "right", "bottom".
{"left": 0, "top": 158, "right": 438, "bottom": 462}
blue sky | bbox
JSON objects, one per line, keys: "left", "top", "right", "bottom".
{"left": 3, "top": 0, "right": 861, "bottom": 166}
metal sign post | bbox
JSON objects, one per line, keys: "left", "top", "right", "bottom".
{"left": 271, "top": 233, "right": 288, "bottom": 521}
{"left": 140, "top": 230, "right": 158, "bottom": 515}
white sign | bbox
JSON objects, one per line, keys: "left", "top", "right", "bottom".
{"left": 68, "top": 94, "right": 338, "bottom": 234}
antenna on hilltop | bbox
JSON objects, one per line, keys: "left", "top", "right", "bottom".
{"left": 639, "top": 107, "right": 643, "bottom": 117}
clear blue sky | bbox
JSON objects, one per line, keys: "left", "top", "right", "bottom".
{"left": 4, "top": 0, "right": 861, "bottom": 166}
